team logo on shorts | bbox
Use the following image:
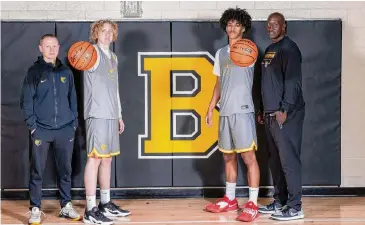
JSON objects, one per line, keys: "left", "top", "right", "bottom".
{"left": 61, "top": 77, "right": 66, "bottom": 83}
{"left": 101, "top": 144, "right": 107, "bottom": 151}
{"left": 35, "top": 140, "right": 42, "bottom": 146}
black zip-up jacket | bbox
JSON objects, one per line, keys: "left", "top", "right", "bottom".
{"left": 20, "top": 56, "right": 78, "bottom": 131}
{"left": 261, "top": 36, "right": 305, "bottom": 113}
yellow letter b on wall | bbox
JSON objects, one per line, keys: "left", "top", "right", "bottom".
{"left": 138, "top": 52, "right": 219, "bottom": 159}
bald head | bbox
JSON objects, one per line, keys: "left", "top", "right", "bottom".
{"left": 268, "top": 12, "right": 286, "bottom": 25}
{"left": 266, "top": 12, "right": 286, "bottom": 42}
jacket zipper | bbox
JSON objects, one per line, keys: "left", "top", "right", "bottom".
{"left": 53, "top": 72, "right": 58, "bottom": 128}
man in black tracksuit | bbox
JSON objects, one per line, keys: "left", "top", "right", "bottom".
{"left": 20, "top": 34, "right": 80, "bottom": 224}
{"left": 257, "top": 13, "right": 305, "bottom": 221}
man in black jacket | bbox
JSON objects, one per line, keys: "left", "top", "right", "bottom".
{"left": 257, "top": 12, "right": 305, "bottom": 221}
{"left": 20, "top": 34, "right": 80, "bottom": 224}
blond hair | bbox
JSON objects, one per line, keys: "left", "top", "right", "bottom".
{"left": 90, "top": 20, "right": 118, "bottom": 43}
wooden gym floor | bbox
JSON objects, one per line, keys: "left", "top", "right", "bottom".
{"left": 1, "top": 197, "right": 365, "bottom": 224}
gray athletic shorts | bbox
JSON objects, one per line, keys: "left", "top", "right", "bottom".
{"left": 86, "top": 118, "right": 120, "bottom": 158}
{"left": 218, "top": 113, "right": 257, "bottom": 153}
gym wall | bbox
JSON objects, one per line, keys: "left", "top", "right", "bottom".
{"left": 1, "top": 2, "right": 365, "bottom": 192}
{"left": 1, "top": 19, "right": 341, "bottom": 192}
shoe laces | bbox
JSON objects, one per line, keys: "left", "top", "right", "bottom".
{"left": 243, "top": 203, "right": 257, "bottom": 216}
{"left": 60, "top": 202, "right": 79, "bottom": 218}
{"left": 267, "top": 201, "right": 279, "bottom": 210}
{"left": 108, "top": 201, "right": 120, "bottom": 210}
{"left": 281, "top": 206, "right": 293, "bottom": 214}
{"left": 243, "top": 207, "right": 256, "bottom": 216}
{"left": 215, "top": 196, "right": 230, "bottom": 204}
{"left": 25, "top": 208, "right": 47, "bottom": 220}
{"left": 95, "top": 209, "right": 109, "bottom": 220}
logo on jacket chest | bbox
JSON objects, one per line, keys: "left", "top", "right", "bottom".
{"left": 262, "top": 51, "right": 276, "bottom": 67}
{"left": 61, "top": 76, "right": 67, "bottom": 83}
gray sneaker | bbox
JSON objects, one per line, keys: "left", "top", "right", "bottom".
{"left": 270, "top": 206, "right": 304, "bottom": 221}
{"left": 258, "top": 201, "right": 284, "bottom": 214}
{"left": 59, "top": 202, "right": 81, "bottom": 221}
{"left": 27, "top": 207, "right": 45, "bottom": 224}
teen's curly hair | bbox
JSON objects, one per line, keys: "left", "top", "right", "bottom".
{"left": 90, "top": 20, "right": 118, "bottom": 43}
{"left": 219, "top": 8, "right": 252, "bottom": 32}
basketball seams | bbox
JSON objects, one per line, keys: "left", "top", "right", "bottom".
{"left": 69, "top": 41, "right": 84, "bottom": 55}
{"left": 232, "top": 44, "right": 258, "bottom": 55}
{"left": 78, "top": 44, "right": 92, "bottom": 70}
{"left": 249, "top": 45, "right": 258, "bottom": 55}
{"left": 230, "top": 51, "right": 255, "bottom": 65}
{"left": 68, "top": 41, "right": 97, "bottom": 71}
{"left": 74, "top": 42, "right": 90, "bottom": 70}
{"left": 230, "top": 39, "right": 257, "bottom": 67}
{"left": 241, "top": 40, "right": 258, "bottom": 55}
{"left": 82, "top": 45, "right": 97, "bottom": 71}
{"left": 69, "top": 42, "right": 88, "bottom": 68}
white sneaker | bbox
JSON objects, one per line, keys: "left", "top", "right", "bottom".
{"left": 27, "top": 207, "right": 43, "bottom": 224}
{"left": 59, "top": 202, "right": 81, "bottom": 221}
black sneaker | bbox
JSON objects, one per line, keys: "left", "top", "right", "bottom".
{"left": 270, "top": 206, "right": 304, "bottom": 221}
{"left": 98, "top": 201, "right": 131, "bottom": 217}
{"left": 258, "top": 201, "right": 284, "bottom": 214}
{"left": 83, "top": 206, "right": 114, "bottom": 225}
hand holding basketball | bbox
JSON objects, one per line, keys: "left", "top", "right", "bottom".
{"left": 230, "top": 39, "right": 258, "bottom": 67}
{"left": 68, "top": 41, "right": 97, "bottom": 71}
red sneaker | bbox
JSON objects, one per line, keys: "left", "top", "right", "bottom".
{"left": 205, "top": 195, "right": 239, "bottom": 213}
{"left": 236, "top": 201, "right": 259, "bottom": 222}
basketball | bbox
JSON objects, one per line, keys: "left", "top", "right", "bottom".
{"left": 230, "top": 39, "right": 258, "bottom": 67}
{"left": 67, "top": 41, "right": 97, "bottom": 71}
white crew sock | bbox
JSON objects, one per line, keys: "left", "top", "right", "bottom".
{"left": 100, "top": 189, "right": 111, "bottom": 204}
{"left": 86, "top": 195, "right": 96, "bottom": 211}
{"left": 225, "top": 182, "right": 236, "bottom": 201}
{"left": 249, "top": 187, "right": 259, "bottom": 205}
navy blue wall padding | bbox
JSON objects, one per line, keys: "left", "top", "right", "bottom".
{"left": 1, "top": 20, "right": 341, "bottom": 190}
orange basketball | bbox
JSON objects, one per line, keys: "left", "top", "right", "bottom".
{"left": 230, "top": 39, "right": 258, "bottom": 67}
{"left": 67, "top": 41, "right": 97, "bottom": 71}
